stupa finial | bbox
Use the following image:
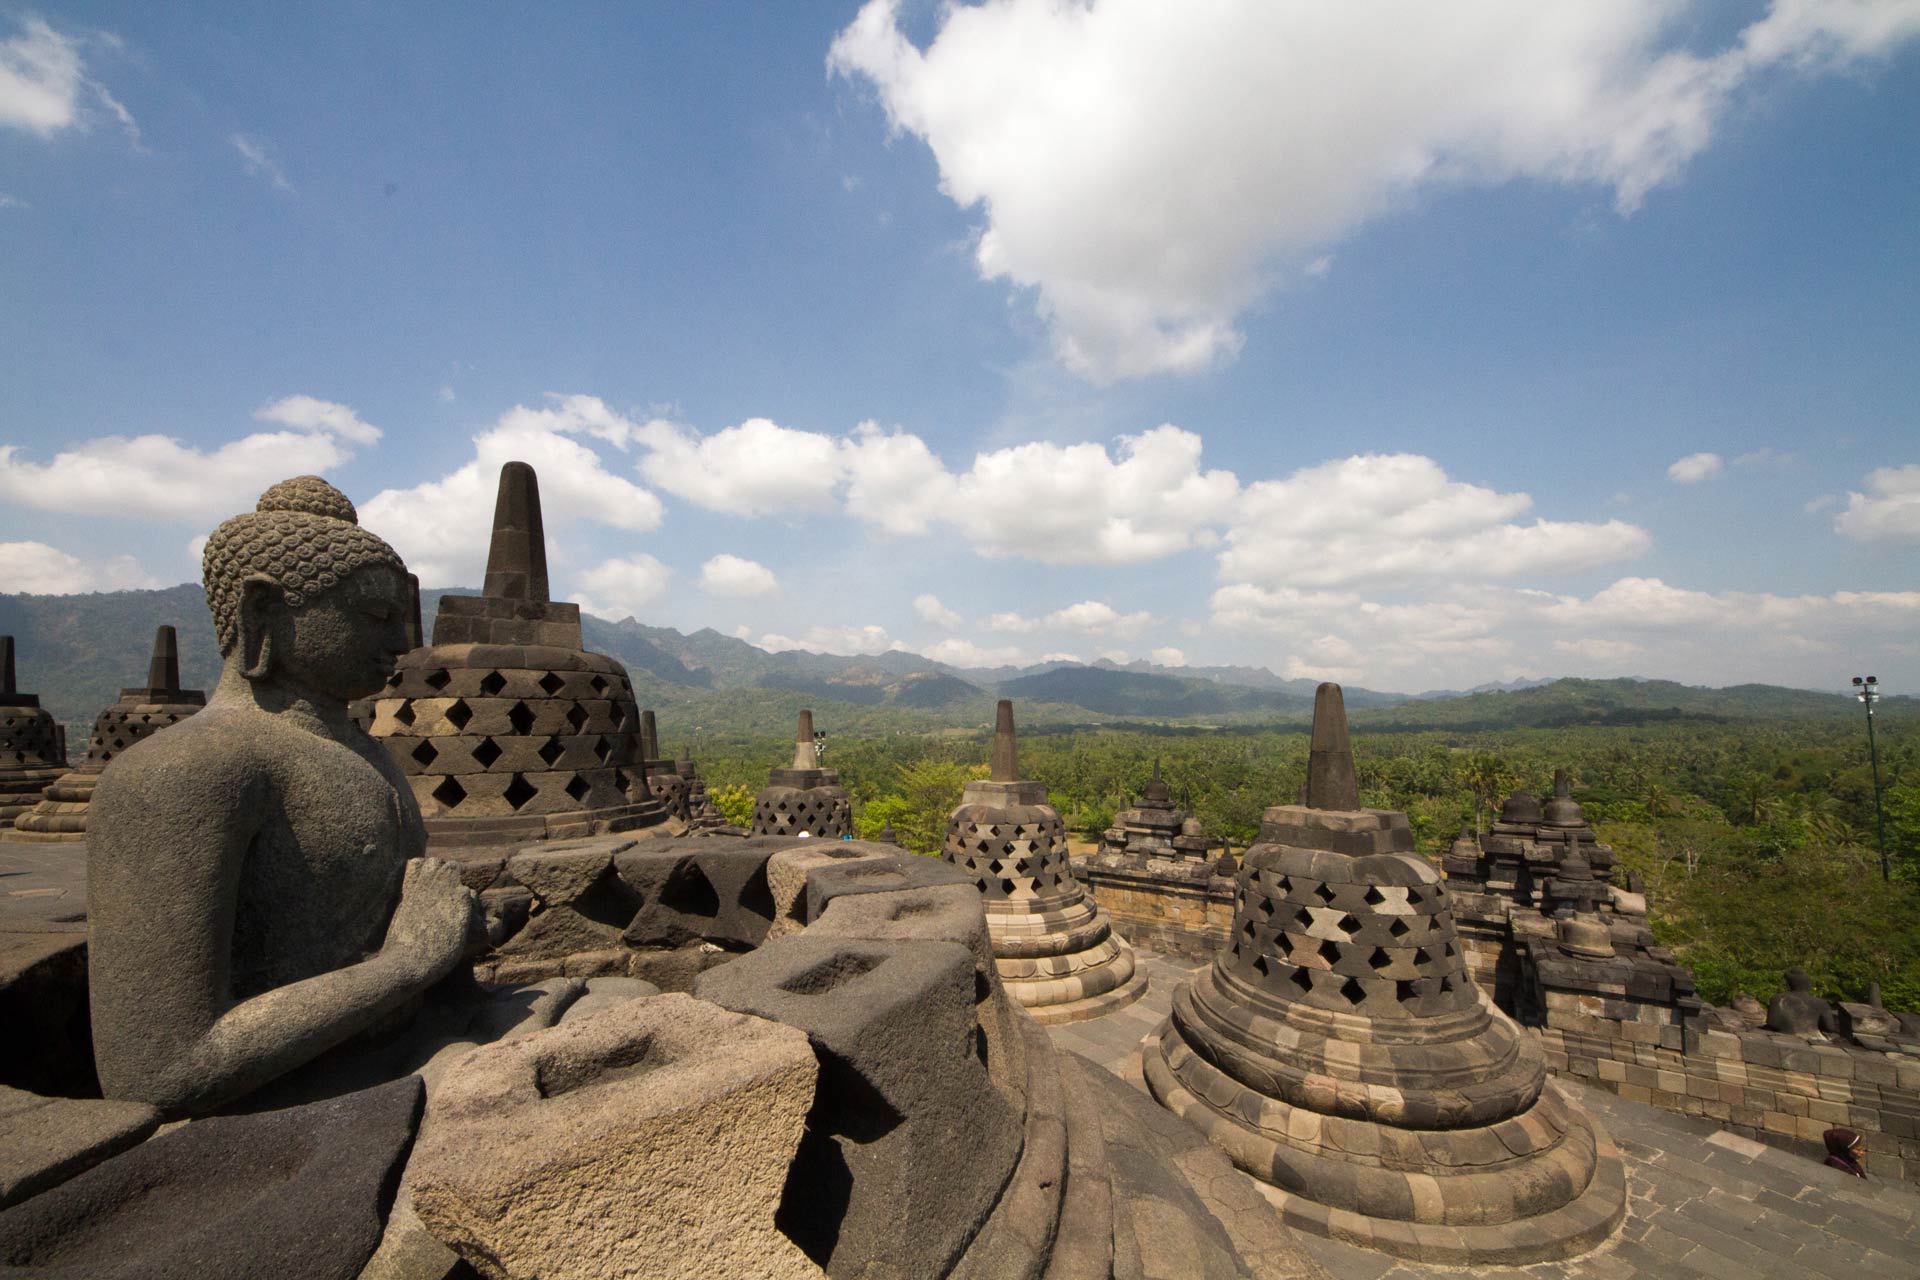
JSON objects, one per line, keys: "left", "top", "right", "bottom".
{"left": 481, "top": 461, "right": 550, "bottom": 603}
{"left": 148, "top": 625, "right": 181, "bottom": 694}
{"left": 792, "top": 708, "right": 818, "bottom": 769}
{"left": 1, "top": 635, "right": 13, "bottom": 697}
{"left": 404, "top": 573, "right": 423, "bottom": 650}
{"left": 1304, "top": 682, "right": 1360, "bottom": 811}
{"left": 990, "top": 699, "right": 1018, "bottom": 781}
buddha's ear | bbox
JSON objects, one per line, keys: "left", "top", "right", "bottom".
{"left": 237, "top": 575, "right": 284, "bottom": 681}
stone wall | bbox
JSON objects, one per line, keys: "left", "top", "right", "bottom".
{"left": 1537, "top": 999, "right": 1920, "bottom": 1185}
{"left": 1075, "top": 860, "right": 1232, "bottom": 964}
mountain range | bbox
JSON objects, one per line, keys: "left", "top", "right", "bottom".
{"left": 0, "top": 585, "right": 1904, "bottom": 736}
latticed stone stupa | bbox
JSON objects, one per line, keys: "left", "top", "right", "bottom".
{"left": 363, "top": 461, "right": 665, "bottom": 851}
{"left": 942, "top": 699, "right": 1147, "bottom": 1023}
{"left": 12, "top": 626, "right": 205, "bottom": 843}
{"left": 0, "top": 636, "right": 67, "bottom": 829}
{"left": 749, "top": 708, "right": 851, "bottom": 838}
{"left": 1144, "top": 683, "right": 1625, "bottom": 1265}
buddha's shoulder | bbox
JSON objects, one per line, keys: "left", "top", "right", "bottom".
{"left": 98, "top": 703, "right": 308, "bottom": 786}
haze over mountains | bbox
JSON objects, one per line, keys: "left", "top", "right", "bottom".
{"left": 1, "top": 585, "right": 1903, "bottom": 735}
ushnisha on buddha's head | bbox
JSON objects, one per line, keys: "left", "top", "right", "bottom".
{"left": 202, "top": 475, "right": 411, "bottom": 703}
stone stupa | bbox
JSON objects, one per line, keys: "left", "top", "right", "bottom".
{"left": 12, "top": 626, "right": 205, "bottom": 843}
{"left": 363, "top": 461, "right": 665, "bottom": 852}
{"left": 1098, "top": 759, "right": 1215, "bottom": 863}
{"left": 1144, "top": 683, "right": 1625, "bottom": 1265}
{"left": 943, "top": 699, "right": 1147, "bottom": 1023}
{"left": 0, "top": 636, "right": 68, "bottom": 829}
{"left": 749, "top": 708, "right": 851, "bottom": 837}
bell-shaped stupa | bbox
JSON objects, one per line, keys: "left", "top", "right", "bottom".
{"left": 0, "top": 636, "right": 68, "bottom": 828}
{"left": 364, "top": 461, "right": 664, "bottom": 852}
{"left": 12, "top": 627, "right": 205, "bottom": 842}
{"left": 750, "top": 709, "right": 851, "bottom": 837}
{"left": 1144, "top": 684, "right": 1624, "bottom": 1265}
{"left": 943, "top": 700, "right": 1147, "bottom": 1023}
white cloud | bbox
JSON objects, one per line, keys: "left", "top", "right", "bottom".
{"left": 0, "top": 17, "right": 135, "bottom": 141}
{"left": 1210, "top": 575, "right": 1920, "bottom": 689}
{"left": 945, "top": 426, "right": 1235, "bottom": 563}
{"left": 1834, "top": 463, "right": 1920, "bottom": 544}
{"left": 572, "top": 553, "right": 672, "bottom": 621}
{"left": 840, "top": 423, "right": 958, "bottom": 534}
{"left": 254, "top": 394, "right": 380, "bottom": 445}
{"left": 913, "top": 593, "right": 964, "bottom": 629}
{"left": 1048, "top": 600, "right": 1153, "bottom": 636}
{"left": 758, "top": 624, "right": 898, "bottom": 656}
{"left": 1553, "top": 637, "right": 1644, "bottom": 665}
{"left": 636, "top": 417, "right": 842, "bottom": 517}
{"left": 1667, "top": 451, "right": 1724, "bottom": 483}
{"left": 1221, "top": 453, "right": 1649, "bottom": 590}
{"left": 638, "top": 416, "right": 1231, "bottom": 566}
{"left": 985, "top": 600, "right": 1155, "bottom": 637}
{"left": 923, "top": 637, "right": 1026, "bottom": 667}
{"left": 360, "top": 394, "right": 664, "bottom": 586}
{"left": 0, "top": 541, "right": 160, "bottom": 593}
{"left": 230, "top": 133, "right": 293, "bottom": 192}
{"left": 832, "top": 0, "right": 1920, "bottom": 380}
{"left": 0, "top": 396, "right": 380, "bottom": 522}
{"left": 1733, "top": 446, "right": 1792, "bottom": 469}
{"left": 699, "top": 553, "right": 779, "bottom": 598}
{"left": 1150, "top": 646, "right": 1188, "bottom": 667}
{"left": 0, "top": 194, "right": 24, "bottom": 209}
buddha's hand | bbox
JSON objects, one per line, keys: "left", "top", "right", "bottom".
{"left": 384, "top": 857, "right": 481, "bottom": 981}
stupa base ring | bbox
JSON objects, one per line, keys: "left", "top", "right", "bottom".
{"left": 1143, "top": 1026, "right": 1625, "bottom": 1264}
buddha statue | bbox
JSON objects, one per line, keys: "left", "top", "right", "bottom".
{"left": 1765, "top": 967, "right": 1838, "bottom": 1037}
{"left": 87, "top": 477, "right": 484, "bottom": 1116}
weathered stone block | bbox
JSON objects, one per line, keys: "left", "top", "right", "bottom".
{"left": 0, "top": 1076, "right": 420, "bottom": 1280}
{"left": 0, "top": 1088, "right": 158, "bottom": 1210}
{"left": 695, "top": 936, "right": 1021, "bottom": 1278}
{"left": 411, "top": 994, "right": 819, "bottom": 1280}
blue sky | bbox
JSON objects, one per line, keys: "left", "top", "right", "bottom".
{"left": 2, "top": 1, "right": 1916, "bottom": 691}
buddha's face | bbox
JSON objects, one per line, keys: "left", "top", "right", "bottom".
{"left": 271, "top": 564, "right": 412, "bottom": 702}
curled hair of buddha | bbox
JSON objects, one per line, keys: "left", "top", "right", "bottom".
{"left": 203, "top": 476, "right": 406, "bottom": 656}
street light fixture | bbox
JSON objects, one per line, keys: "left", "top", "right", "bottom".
{"left": 1851, "top": 676, "right": 1889, "bottom": 882}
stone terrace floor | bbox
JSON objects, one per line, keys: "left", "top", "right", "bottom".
{"left": 1051, "top": 952, "right": 1920, "bottom": 1280}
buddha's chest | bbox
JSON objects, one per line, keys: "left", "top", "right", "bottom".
{"left": 231, "top": 740, "right": 426, "bottom": 992}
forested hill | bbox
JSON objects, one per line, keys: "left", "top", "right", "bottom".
{"left": 1351, "top": 676, "right": 1909, "bottom": 730}
{"left": 0, "top": 585, "right": 1905, "bottom": 732}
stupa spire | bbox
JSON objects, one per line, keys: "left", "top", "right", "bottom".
{"left": 404, "top": 573, "right": 423, "bottom": 650}
{"left": 1304, "top": 682, "right": 1360, "bottom": 811}
{"left": 792, "top": 708, "right": 818, "bottom": 769}
{"left": 990, "top": 699, "right": 1018, "bottom": 782}
{"left": 147, "top": 625, "right": 181, "bottom": 695}
{"left": 1, "top": 635, "right": 14, "bottom": 697}
{"left": 481, "top": 461, "right": 550, "bottom": 603}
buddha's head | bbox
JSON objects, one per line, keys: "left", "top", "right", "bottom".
{"left": 203, "top": 476, "right": 411, "bottom": 703}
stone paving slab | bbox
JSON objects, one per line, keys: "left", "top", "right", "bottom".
{"left": 1050, "top": 950, "right": 1920, "bottom": 1280}
{"left": 0, "top": 839, "right": 88, "bottom": 928}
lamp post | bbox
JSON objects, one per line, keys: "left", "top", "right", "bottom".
{"left": 1851, "top": 676, "right": 1889, "bottom": 882}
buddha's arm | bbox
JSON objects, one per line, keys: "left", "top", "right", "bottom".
{"left": 88, "top": 746, "right": 471, "bottom": 1115}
